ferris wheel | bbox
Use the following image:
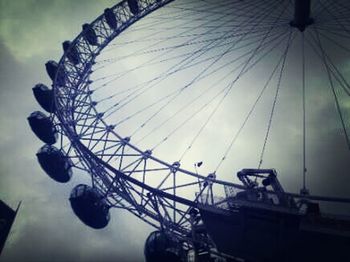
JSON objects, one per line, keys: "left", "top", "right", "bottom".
{"left": 28, "top": 0, "right": 350, "bottom": 261}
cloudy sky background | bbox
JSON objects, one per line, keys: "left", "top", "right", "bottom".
{"left": 0, "top": 0, "right": 349, "bottom": 261}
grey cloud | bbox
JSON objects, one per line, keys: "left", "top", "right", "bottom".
{"left": 0, "top": 0, "right": 114, "bottom": 61}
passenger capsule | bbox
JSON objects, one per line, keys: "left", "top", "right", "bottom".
{"left": 45, "top": 60, "right": 66, "bottom": 86}
{"left": 144, "top": 231, "right": 183, "bottom": 262}
{"left": 128, "top": 0, "right": 139, "bottom": 15}
{"left": 36, "top": 145, "right": 72, "bottom": 183}
{"left": 27, "top": 111, "right": 58, "bottom": 145}
{"left": 45, "top": 60, "right": 59, "bottom": 81}
{"left": 82, "top": 23, "right": 98, "bottom": 46}
{"left": 62, "top": 40, "right": 80, "bottom": 65}
{"left": 32, "top": 83, "right": 55, "bottom": 113}
{"left": 104, "top": 8, "right": 117, "bottom": 29}
{"left": 70, "top": 184, "right": 110, "bottom": 229}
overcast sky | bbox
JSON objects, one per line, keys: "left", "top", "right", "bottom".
{"left": 0, "top": 0, "right": 349, "bottom": 261}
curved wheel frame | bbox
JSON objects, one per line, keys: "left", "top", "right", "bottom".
{"left": 49, "top": 0, "right": 350, "bottom": 256}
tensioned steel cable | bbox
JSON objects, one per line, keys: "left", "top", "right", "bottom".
{"left": 95, "top": 28, "right": 286, "bottom": 106}
{"left": 312, "top": 27, "right": 350, "bottom": 150}
{"left": 132, "top": 29, "right": 291, "bottom": 146}
{"left": 214, "top": 31, "right": 294, "bottom": 173}
{"left": 258, "top": 29, "right": 294, "bottom": 169}
{"left": 151, "top": 0, "right": 290, "bottom": 152}
{"left": 302, "top": 31, "right": 307, "bottom": 192}
{"left": 119, "top": 29, "right": 290, "bottom": 134}
{"left": 100, "top": 1, "right": 283, "bottom": 119}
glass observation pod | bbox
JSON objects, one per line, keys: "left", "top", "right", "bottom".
{"left": 62, "top": 40, "right": 80, "bottom": 65}
{"left": 104, "top": 8, "right": 117, "bottom": 29}
{"left": 32, "top": 83, "right": 55, "bottom": 113}
{"left": 27, "top": 111, "right": 58, "bottom": 145}
{"left": 127, "top": 0, "right": 139, "bottom": 15}
{"left": 144, "top": 231, "right": 184, "bottom": 262}
{"left": 82, "top": 24, "right": 98, "bottom": 46}
{"left": 69, "top": 184, "right": 110, "bottom": 229}
{"left": 45, "top": 60, "right": 65, "bottom": 86}
{"left": 36, "top": 144, "right": 72, "bottom": 183}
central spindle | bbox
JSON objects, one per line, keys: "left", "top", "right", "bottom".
{"left": 290, "top": 0, "right": 314, "bottom": 31}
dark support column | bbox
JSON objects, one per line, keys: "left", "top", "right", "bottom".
{"left": 290, "top": 0, "right": 314, "bottom": 31}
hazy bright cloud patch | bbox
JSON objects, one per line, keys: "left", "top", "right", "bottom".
{"left": 0, "top": 0, "right": 113, "bottom": 61}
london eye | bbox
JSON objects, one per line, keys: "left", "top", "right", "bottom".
{"left": 28, "top": 0, "right": 350, "bottom": 261}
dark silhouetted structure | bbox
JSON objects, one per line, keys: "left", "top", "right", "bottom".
{"left": 200, "top": 169, "right": 350, "bottom": 262}
{"left": 290, "top": 0, "right": 314, "bottom": 31}
{"left": 0, "top": 201, "right": 20, "bottom": 255}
